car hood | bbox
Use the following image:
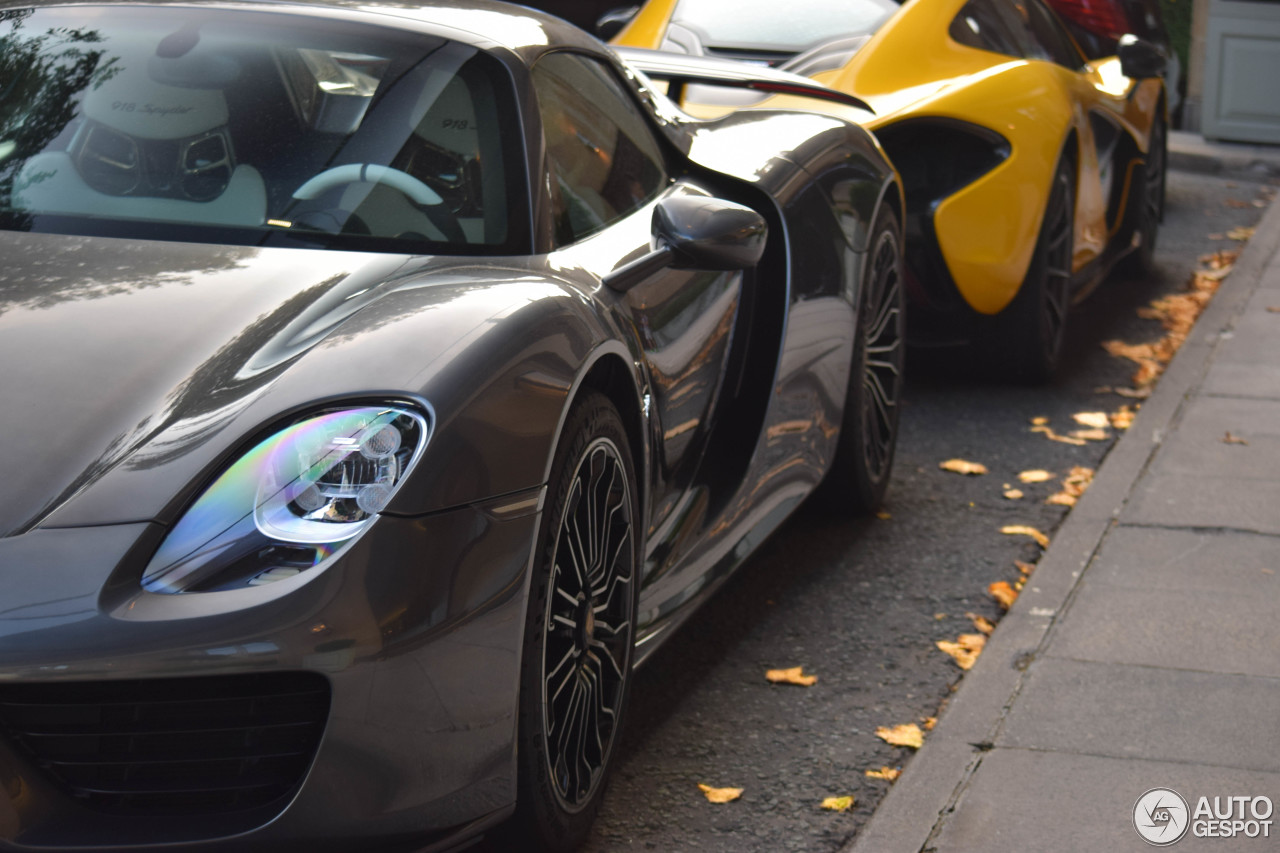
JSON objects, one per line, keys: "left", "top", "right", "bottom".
{"left": 0, "top": 231, "right": 444, "bottom": 539}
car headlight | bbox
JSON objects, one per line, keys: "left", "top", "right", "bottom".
{"left": 141, "top": 405, "right": 429, "bottom": 594}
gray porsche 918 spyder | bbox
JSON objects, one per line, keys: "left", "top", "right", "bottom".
{"left": 0, "top": 2, "right": 903, "bottom": 850}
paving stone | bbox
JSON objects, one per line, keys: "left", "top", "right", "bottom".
{"left": 1124, "top": 472, "right": 1280, "bottom": 535}
{"left": 1085, "top": 526, "right": 1280, "bottom": 592}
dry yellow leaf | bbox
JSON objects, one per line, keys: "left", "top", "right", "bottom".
{"left": 1030, "top": 416, "right": 1049, "bottom": 426}
{"left": 1267, "top": 306, "right": 1280, "bottom": 314}
{"left": 936, "top": 640, "right": 979, "bottom": 670}
{"left": 1003, "top": 488, "right": 1024, "bottom": 500}
{"left": 698, "top": 784, "right": 743, "bottom": 804}
{"left": 966, "top": 612, "right": 996, "bottom": 635}
{"left": 821, "top": 795, "right": 855, "bottom": 812}
{"left": 876, "top": 510, "right": 892, "bottom": 520}
{"left": 766, "top": 666, "right": 817, "bottom": 686}
{"left": 1001, "top": 525, "right": 1050, "bottom": 548}
{"left": 1015, "top": 559, "right": 1036, "bottom": 575}
{"left": 865, "top": 766, "right": 902, "bottom": 782}
{"left": 876, "top": 724, "right": 924, "bottom": 749}
{"left": 989, "top": 581, "right": 1018, "bottom": 610}
{"left": 1031, "top": 425, "right": 1088, "bottom": 445}
{"left": 1069, "top": 428, "right": 1111, "bottom": 441}
{"left": 1072, "top": 411, "right": 1110, "bottom": 429}
{"left": 1110, "top": 406, "right": 1136, "bottom": 430}
{"left": 1223, "top": 431, "right": 1249, "bottom": 445}
{"left": 939, "top": 458, "right": 988, "bottom": 475}
{"left": 1115, "top": 386, "right": 1152, "bottom": 399}
{"left": 1227, "top": 226, "right": 1256, "bottom": 241}
{"left": 934, "top": 612, "right": 947, "bottom": 620}
{"left": 1047, "top": 491, "right": 1077, "bottom": 507}
{"left": 1018, "top": 469, "right": 1055, "bottom": 483}
{"left": 921, "top": 716, "right": 938, "bottom": 731}
{"left": 1062, "top": 466, "right": 1095, "bottom": 497}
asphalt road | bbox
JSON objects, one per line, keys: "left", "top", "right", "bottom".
{"left": 485, "top": 168, "right": 1274, "bottom": 853}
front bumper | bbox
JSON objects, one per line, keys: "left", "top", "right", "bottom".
{"left": 0, "top": 498, "right": 540, "bottom": 851}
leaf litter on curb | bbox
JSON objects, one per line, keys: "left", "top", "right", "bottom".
{"left": 766, "top": 666, "right": 817, "bottom": 686}
{"left": 939, "top": 458, "right": 988, "bottom": 475}
{"left": 820, "top": 796, "right": 855, "bottom": 812}
{"left": 1223, "top": 431, "right": 1249, "bottom": 445}
{"left": 1072, "top": 411, "right": 1110, "bottom": 429}
{"left": 698, "top": 784, "right": 742, "bottom": 804}
{"left": 876, "top": 724, "right": 924, "bottom": 749}
{"left": 1018, "top": 469, "right": 1055, "bottom": 484}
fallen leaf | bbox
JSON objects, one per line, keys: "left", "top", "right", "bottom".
{"left": 1227, "top": 226, "right": 1256, "bottom": 241}
{"left": 1031, "top": 425, "right": 1088, "bottom": 445}
{"left": 1072, "top": 411, "right": 1110, "bottom": 429}
{"left": 1001, "top": 525, "right": 1050, "bottom": 548}
{"left": 1268, "top": 306, "right": 1280, "bottom": 314}
{"left": 1030, "top": 416, "right": 1049, "bottom": 426}
{"left": 989, "top": 581, "right": 1018, "bottom": 610}
{"left": 936, "top": 636, "right": 983, "bottom": 670}
{"left": 1110, "top": 406, "right": 1136, "bottom": 430}
{"left": 1223, "top": 431, "right": 1249, "bottom": 445}
{"left": 1003, "top": 488, "right": 1024, "bottom": 500}
{"left": 933, "top": 612, "right": 947, "bottom": 620}
{"left": 875, "top": 510, "right": 892, "bottom": 520}
{"left": 1046, "top": 491, "right": 1077, "bottom": 507}
{"left": 1200, "top": 249, "right": 1239, "bottom": 269}
{"left": 939, "top": 458, "right": 988, "bottom": 475}
{"left": 699, "top": 784, "right": 743, "bottom": 804}
{"left": 876, "top": 723, "right": 924, "bottom": 749}
{"left": 1015, "top": 559, "right": 1036, "bottom": 575}
{"left": 766, "top": 666, "right": 818, "bottom": 686}
{"left": 1115, "top": 386, "right": 1153, "bottom": 399}
{"left": 1018, "top": 469, "right": 1055, "bottom": 483}
{"left": 1069, "top": 428, "right": 1110, "bottom": 441}
{"left": 865, "top": 766, "right": 902, "bottom": 782}
{"left": 921, "top": 716, "right": 938, "bottom": 730}
{"left": 1062, "top": 467, "right": 1095, "bottom": 497}
{"left": 1224, "top": 198, "right": 1254, "bottom": 208}
{"left": 821, "top": 795, "right": 855, "bottom": 812}
{"left": 966, "top": 612, "right": 996, "bottom": 635}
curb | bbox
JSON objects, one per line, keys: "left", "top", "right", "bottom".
{"left": 1168, "top": 130, "right": 1280, "bottom": 182}
{"left": 845, "top": 192, "right": 1280, "bottom": 853}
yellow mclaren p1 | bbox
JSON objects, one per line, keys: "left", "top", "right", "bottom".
{"left": 612, "top": 0, "right": 1168, "bottom": 378}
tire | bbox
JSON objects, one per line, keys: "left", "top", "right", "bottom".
{"left": 822, "top": 204, "right": 905, "bottom": 513}
{"left": 994, "top": 156, "right": 1074, "bottom": 382}
{"left": 1121, "top": 110, "right": 1167, "bottom": 277}
{"left": 511, "top": 391, "right": 639, "bottom": 852}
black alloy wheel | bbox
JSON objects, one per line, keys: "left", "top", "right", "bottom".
{"left": 995, "top": 157, "right": 1074, "bottom": 382}
{"left": 513, "top": 392, "right": 638, "bottom": 852}
{"left": 1124, "top": 111, "right": 1167, "bottom": 276}
{"left": 822, "top": 205, "right": 905, "bottom": 513}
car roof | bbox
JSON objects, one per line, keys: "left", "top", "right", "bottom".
{"left": 8, "top": 0, "right": 606, "bottom": 59}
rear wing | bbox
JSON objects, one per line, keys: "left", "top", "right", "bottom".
{"left": 614, "top": 47, "right": 873, "bottom": 114}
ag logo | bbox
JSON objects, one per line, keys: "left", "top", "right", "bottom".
{"left": 1134, "top": 788, "right": 1191, "bottom": 845}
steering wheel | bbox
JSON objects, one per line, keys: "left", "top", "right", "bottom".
{"left": 293, "top": 164, "right": 443, "bottom": 207}
{"left": 290, "top": 163, "right": 466, "bottom": 243}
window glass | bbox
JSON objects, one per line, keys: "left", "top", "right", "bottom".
{"left": 670, "top": 0, "right": 897, "bottom": 54}
{"left": 949, "top": 0, "right": 1029, "bottom": 58}
{"left": 0, "top": 6, "right": 524, "bottom": 254}
{"left": 531, "top": 52, "right": 667, "bottom": 245}
{"left": 1022, "top": 0, "right": 1086, "bottom": 68}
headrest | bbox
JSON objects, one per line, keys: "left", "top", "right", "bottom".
{"left": 81, "top": 52, "right": 230, "bottom": 140}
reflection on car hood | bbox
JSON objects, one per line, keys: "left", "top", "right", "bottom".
{"left": 0, "top": 231, "right": 435, "bottom": 538}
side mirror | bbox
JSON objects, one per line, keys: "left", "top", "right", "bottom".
{"left": 596, "top": 6, "right": 640, "bottom": 41}
{"left": 603, "top": 196, "right": 767, "bottom": 293}
{"left": 1118, "top": 34, "right": 1166, "bottom": 80}
{"left": 655, "top": 195, "right": 767, "bottom": 271}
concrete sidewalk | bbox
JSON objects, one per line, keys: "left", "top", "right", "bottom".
{"left": 847, "top": 139, "right": 1280, "bottom": 852}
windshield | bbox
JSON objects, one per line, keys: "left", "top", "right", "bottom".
{"left": 669, "top": 0, "right": 898, "bottom": 54}
{"left": 0, "top": 6, "right": 525, "bottom": 254}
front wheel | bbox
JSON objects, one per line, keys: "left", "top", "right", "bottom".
{"left": 1122, "top": 110, "right": 1167, "bottom": 277}
{"left": 821, "top": 204, "right": 905, "bottom": 513}
{"left": 512, "top": 392, "right": 639, "bottom": 852}
{"left": 993, "top": 157, "right": 1074, "bottom": 382}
